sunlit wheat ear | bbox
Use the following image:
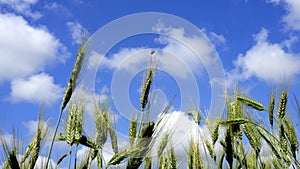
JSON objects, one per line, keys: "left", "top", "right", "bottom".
{"left": 140, "top": 66, "right": 155, "bottom": 112}
{"left": 277, "top": 91, "right": 288, "bottom": 119}
{"left": 236, "top": 95, "right": 266, "bottom": 111}
{"left": 66, "top": 104, "right": 76, "bottom": 146}
{"left": 159, "top": 155, "right": 168, "bottom": 169}
{"left": 268, "top": 95, "right": 275, "bottom": 128}
{"left": 283, "top": 117, "right": 298, "bottom": 158}
{"left": 47, "top": 34, "right": 89, "bottom": 168}
{"left": 61, "top": 34, "right": 89, "bottom": 112}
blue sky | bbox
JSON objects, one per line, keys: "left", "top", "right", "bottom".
{"left": 1, "top": 0, "right": 300, "bottom": 168}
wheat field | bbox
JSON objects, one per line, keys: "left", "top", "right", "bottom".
{"left": 1, "top": 38, "right": 299, "bottom": 169}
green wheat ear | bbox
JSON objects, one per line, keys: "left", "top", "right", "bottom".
{"left": 46, "top": 33, "right": 89, "bottom": 168}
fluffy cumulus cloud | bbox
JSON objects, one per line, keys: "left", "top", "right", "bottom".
{"left": 228, "top": 28, "right": 300, "bottom": 84}
{"left": 10, "top": 73, "right": 63, "bottom": 105}
{"left": 0, "top": 0, "right": 41, "bottom": 19}
{"left": 267, "top": 0, "right": 300, "bottom": 31}
{"left": 89, "top": 25, "right": 224, "bottom": 80}
{"left": 0, "top": 13, "right": 69, "bottom": 82}
{"left": 67, "top": 21, "right": 85, "bottom": 45}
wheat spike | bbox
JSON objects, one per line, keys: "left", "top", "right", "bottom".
{"left": 219, "top": 118, "right": 249, "bottom": 125}
{"left": 66, "top": 104, "right": 76, "bottom": 145}
{"left": 268, "top": 96, "right": 275, "bottom": 128}
{"left": 236, "top": 95, "right": 266, "bottom": 111}
{"left": 211, "top": 123, "right": 219, "bottom": 146}
{"left": 283, "top": 117, "right": 298, "bottom": 158}
{"left": 157, "top": 134, "right": 169, "bottom": 156}
{"left": 108, "top": 119, "right": 118, "bottom": 154}
{"left": 46, "top": 34, "right": 89, "bottom": 168}
{"left": 277, "top": 91, "right": 288, "bottom": 119}
{"left": 129, "top": 119, "right": 137, "bottom": 146}
{"left": 140, "top": 66, "right": 155, "bottom": 111}
{"left": 188, "top": 110, "right": 201, "bottom": 124}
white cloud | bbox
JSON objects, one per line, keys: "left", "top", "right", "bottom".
{"left": 67, "top": 21, "right": 85, "bottom": 45}
{"left": 0, "top": 0, "right": 42, "bottom": 19}
{"left": 0, "top": 13, "right": 70, "bottom": 82}
{"left": 94, "top": 25, "right": 222, "bottom": 80}
{"left": 228, "top": 28, "right": 300, "bottom": 85}
{"left": 267, "top": 0, "right": 300, "bottom": 31}
{"left": 10, "top": 73, "right": 63, "bottom": 105}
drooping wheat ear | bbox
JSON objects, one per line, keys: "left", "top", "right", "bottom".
{"left": 205, "top": 140, "right": 216, "bottom": 162}
{"left": 283, "top": 117, "right": 298, "bottom": 158}
{"left": 47, "top": 34, "right": 89, "bottom": 168}
{"left": 169, "top": 148, "right": 177, "bottom": 169}
{"left": 129, "top": 119, "right": 137, "bottom": 146}
{"left": 255, "top": 125, "right": 283, "bottom": 161}
{"left": 219, "top": 118, "right": 249, "bottom": 125}
{"left": 157, "top": 134, "right": 169, "bottom": 156}
{"left": 236, "top": 95, "right": 266, "bottom": 111}
{"left": 145, "top": 156, "right": 152, "bottom": 169}
{"left": 277, "top": 91, "right": 287, "bottom": 119}
{"left": 8, "top": 150, "right": 20, "bottom": 169}
{"left": 140, "top": 66, "right": 155, "bottom": 112}
{"left": 242, "top": 123, "right": 261, "bottom": 156}
{"left": 268, "top": 96, "right": 275, "bottom": 128}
